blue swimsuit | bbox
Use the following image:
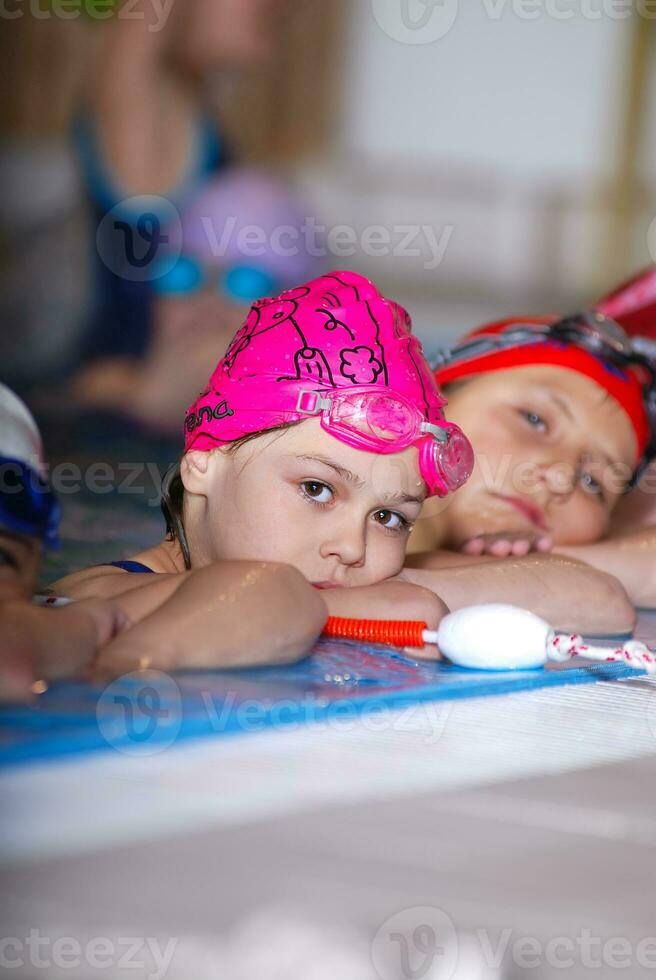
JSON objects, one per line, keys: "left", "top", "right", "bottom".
{"left": 106, "top": 560, "right": 155, "bottom": 574}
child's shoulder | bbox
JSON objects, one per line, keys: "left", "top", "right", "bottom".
{"left": 49, "top": 564, "right": 131, "bottom": 601}
{"left": 50, "top": 546, "right": 167, "bottom": 600}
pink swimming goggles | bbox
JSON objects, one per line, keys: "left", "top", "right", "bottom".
{"left": 185, "top": 271, "right": 473, "bottom": 498}
{"left": 293, "top": 386, "right": 472, "bottom": 496}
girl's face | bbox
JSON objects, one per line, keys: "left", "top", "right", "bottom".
{"left": 0, "top": 529, "right": 41, "bottom": 600}
{"left": 182, "top": 420, "right": 426, "bottom": 586}
{"left": 175, "top": 0, "right": 288, "bottom": 71}
{"left": 436, "top": 365, "right": 638, "bottom": 547}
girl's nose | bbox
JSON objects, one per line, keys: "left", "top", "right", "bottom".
{"left": 319, "top": 521, "right": 367, "bottom": 568}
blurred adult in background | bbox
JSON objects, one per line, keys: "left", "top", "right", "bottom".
{"left": 74, "top": 165, "right": 322, "bottom": 430}
{"left": 72, "top": 0, "right": 293, "bottom": 406}
{"left": 0, "top": 0, "right": 339, "bottom": 408}
{"left": 0, "top": 14, "right": 92, "bottom": 390}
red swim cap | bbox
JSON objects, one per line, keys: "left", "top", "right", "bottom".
{"left": 436, "top": 315, "right": 651, "bottom": 463}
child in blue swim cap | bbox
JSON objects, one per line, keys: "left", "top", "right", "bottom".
{"left": 0, "top": 385, "right": 130, "bottom": 700}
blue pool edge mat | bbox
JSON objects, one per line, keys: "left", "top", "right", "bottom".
{"left": 0, "top": 655, "right": 646, "bottom": 769}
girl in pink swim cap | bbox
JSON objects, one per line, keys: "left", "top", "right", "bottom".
{"left": 54, "top": 271, "right": 473, "bottom": 660}
{"left": 163, "top": 269, "right": 472, "bottom": 583}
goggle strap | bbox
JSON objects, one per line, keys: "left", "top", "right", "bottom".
{"left": 421, "top": 421, "right": 449, "bottom": 443}
{"left": 294, "top": 390, "right": 333, "bottom": 415}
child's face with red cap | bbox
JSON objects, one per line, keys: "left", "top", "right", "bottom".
{"left": 180, "top": 419, "right": 426, "bottom": 586}
{"left": 432, "top": 365, "right": 637, "bottom": 548}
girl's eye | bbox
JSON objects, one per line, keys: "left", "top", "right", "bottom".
{"left": 521, "top": 410, "right": 548, "bottom": 433}
{"left": 580, "top": 470, "right": 603, "bottom": 498}
{"left": 373, "top": 510, "right": 411, "bottom": 532}
{"left": 301, "top": 481, "right": 334, "bottom": 505}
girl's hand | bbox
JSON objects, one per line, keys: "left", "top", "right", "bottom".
{"left": 460, "top": 531, "right": 553, "bottom": 559}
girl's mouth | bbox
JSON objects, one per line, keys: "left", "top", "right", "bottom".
{"left": 495, "top": 495, "right": 548, "bottom": 531}
{"left": 311, "top": 581, "right": 340, "bottom": 590}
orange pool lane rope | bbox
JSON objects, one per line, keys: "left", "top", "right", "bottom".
{"left": 323, "top": 617, "right": 431, "bottom": 648}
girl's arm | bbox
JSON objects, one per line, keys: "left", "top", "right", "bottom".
{"left": 557, "top": 527, "right": 656, "bottom": 609}
{"left": 52, "top": 565, "right": 191, "bottom": 617}
{"left": 94, "top": 561, "right": 327, "bottom": 676}
{"left": 403, "top": 551, "right": 635, "bottom": 635}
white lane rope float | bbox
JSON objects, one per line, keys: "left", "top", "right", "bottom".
{"left": 422, "top": 604, "right": 656, "bottom": 673}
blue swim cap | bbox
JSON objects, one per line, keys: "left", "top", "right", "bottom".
{"left": 0, "top": 385, "right": 60, "bottom": 550}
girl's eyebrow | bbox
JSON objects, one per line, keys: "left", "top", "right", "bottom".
{"left": 295, "top": 455, "right": 424, "bottom": 505}
{"left": 295, "top": 454, "right": 366, "bottom": 488}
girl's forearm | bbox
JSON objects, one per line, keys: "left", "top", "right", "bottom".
{"left": 557, "top": 529, "right": 656, "bottom": 609}
{"left": 95, "top": 562, "right": 327, "bottom": 675}
{"left": 403, "top": 553, "right": 635, "bottom": 635}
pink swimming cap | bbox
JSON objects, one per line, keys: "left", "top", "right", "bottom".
{"left": 184, "top": 271, "right": 473, "bottom": 497}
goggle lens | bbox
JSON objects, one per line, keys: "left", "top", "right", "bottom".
{"left": 329, "top": 392, "right": 418, "bottom": 445}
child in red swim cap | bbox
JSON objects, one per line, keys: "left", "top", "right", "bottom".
{"left": 409, "top": 270, "right": 656, "bottom": 610}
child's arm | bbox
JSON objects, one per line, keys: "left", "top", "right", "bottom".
{"left": 0, "top": 599, "right": 128, "bottom": 702}
{"left": 556, "top": 527, "right": 656, "bottom": 609}
{"left": 403, "top": 551, "right": 635, "bottom": 635}
{"left": 94, "top": 561, "right": 327, "bottom": 677}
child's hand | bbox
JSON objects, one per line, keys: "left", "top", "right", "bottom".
{"left": 460, "top": 531, "right": 553, "bottom": 559}
{"left": 0, "top": 599, "right": 131, "bottom": 701}
{"left": 73, "top": 599, "right": 131, "bottom": 649}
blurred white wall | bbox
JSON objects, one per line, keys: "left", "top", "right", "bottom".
{"left": 344, "top": 2, "right": 628, "bottom": 182}
{"left": 298, "top": 2, "right": 656, "bottom": 346}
